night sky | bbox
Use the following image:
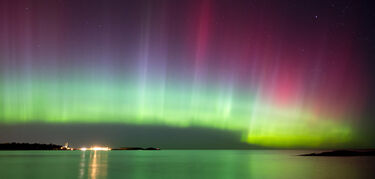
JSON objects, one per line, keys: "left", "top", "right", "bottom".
{"left": 1, "top": 0, "right": 375, "bottom": 149}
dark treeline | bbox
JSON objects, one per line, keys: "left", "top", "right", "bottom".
{"left": 0, "top": 143, "right": 62, "bottom": 150}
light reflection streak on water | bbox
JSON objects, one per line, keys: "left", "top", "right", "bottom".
{"left": 79, "top": 151, "right": 108, "bottom": 179}
{"left": 79, "top": 151, "right": 86, "bottom": 179}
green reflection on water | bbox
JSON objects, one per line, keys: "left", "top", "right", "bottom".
{"left": 0, "top": 150, "right": 374, "bottom": 179}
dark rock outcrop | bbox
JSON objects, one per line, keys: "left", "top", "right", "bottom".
{"left": 300, "top": 150, "right": 375, "bottom": 156}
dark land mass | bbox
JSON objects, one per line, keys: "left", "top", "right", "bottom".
{"left": 0, "top": 143, "right": 161, "bottom": 151}
{"left": 112, "top": 147, "right": 161, "bottom": 150}
{"left": 300, "top": 150, "right": 375, "bottom": 156}
{"left": 0, "top": 143, "right": 63, "bottom": 150}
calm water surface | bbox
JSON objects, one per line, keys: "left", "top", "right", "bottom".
{"left": 0, "top": 150, "right": 374, "bottom": 179}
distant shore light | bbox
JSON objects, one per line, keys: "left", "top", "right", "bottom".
{"left": 79, "top": 147, "right": 111, "bottom": 151}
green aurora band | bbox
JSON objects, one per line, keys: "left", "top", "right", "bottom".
{"left": 0, "top": 76, "right": 356, "bottom": 148}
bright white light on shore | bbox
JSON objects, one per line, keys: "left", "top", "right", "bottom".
{"left": 91, "top": 147, "right": 111, "bottom": 151}
{"left": 79, "top": 147, "right": 111, "bottom": 151}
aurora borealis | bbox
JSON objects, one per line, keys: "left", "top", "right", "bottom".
{"left": 1, "top": 0, "right": 374, "bottom": 148}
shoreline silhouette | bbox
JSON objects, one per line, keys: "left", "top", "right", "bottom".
{"left": 300, "top": 150, "right": 375, "bottom": 156}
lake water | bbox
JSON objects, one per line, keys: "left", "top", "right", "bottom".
{"left": 0, "top": 150, "right": 374, "bottom": 179}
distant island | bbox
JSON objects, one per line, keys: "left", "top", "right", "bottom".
{"left": 112, "top": 147, "right": 160, "bottom": 150}
{"left": 300, "top": 150, "right": 375, "bottom": 156}
{"left": 0, "top": 142, "right": 161, "bottom": 151}
{"left": 0, "top": 143, "right": 64, "bottom": 150}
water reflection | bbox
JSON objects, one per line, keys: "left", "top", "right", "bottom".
{"left": 79, "top": 151, "right": 108, "bottom": 179}
{"left": 0, "top": 150, "right": 373, "bottom": 179}
{"left": 79, "top": 151, "right": 86, "bottom": 179}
